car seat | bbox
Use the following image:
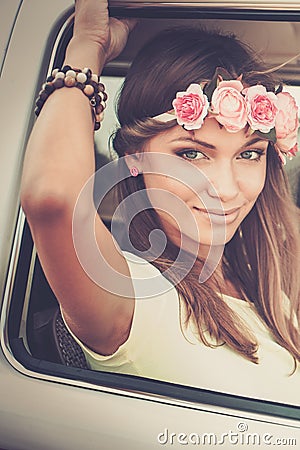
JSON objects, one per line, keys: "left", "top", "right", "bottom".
{"left": 32, "top": 305, "right": 88, "bottom": 369}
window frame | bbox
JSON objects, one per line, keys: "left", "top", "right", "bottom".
{"left": 2, "top": 2, "right": 300, "bottom": 427}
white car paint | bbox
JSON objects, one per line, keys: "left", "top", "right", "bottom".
{"left": 0, "top": 2, "right": 299, "bottom": 449}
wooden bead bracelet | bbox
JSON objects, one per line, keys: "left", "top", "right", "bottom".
{"left": 35, "top": 66, "right": 108, "bottom": 131}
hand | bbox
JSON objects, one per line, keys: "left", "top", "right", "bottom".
{"left": 73, "top": 0, "right": 137, "bottom": 63}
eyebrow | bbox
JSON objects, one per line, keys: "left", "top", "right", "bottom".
{"left": 242, "top": 137, "right": 269, "bottom": 148}
{"left": 169, "top": 137, "right": 216, "bottom": 149}
{"left": 169, "top": 136, "right": 268, "bottom": 150}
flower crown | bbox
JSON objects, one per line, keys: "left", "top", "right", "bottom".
{"left": 154, "top": 68, "right": 299, "bottom": 165}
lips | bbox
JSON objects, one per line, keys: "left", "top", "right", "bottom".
{"left": 194, "top": 206, "right": 241, "bottom": 224}
{"left": 195, "top": 206, "right": 240, "bottom": 214}
{"left": 204, "top": 207, "right": 239, "bottom": 215}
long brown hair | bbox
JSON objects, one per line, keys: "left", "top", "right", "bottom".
{"left": 112, "top": 27, "right": 300, "bottom": 364}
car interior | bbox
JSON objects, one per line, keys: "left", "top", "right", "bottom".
{"left": 5, "top": 4, "right": 300, "bottom": 420}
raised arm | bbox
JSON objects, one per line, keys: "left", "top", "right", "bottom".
{"left": 20, "top": 0, "right": 136, "bottom": 355}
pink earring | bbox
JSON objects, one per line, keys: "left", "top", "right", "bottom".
{"left": 130, "top": 166, "right": 139, "bottom": 177}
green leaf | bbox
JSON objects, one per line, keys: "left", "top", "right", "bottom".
{"left": 214, "top": 67, "right": 232, "bottom": 81}
{"left": 203, "top": 75, "right": 218, "bottom": 102}
{"left": 254, "top": 127, "right": 277, "bottom": 143}
{"left": 203, "top": 67, "right": 233, "bottom": 101}
{"left": 275, "top": 84, "right": 283, "bottom": 95}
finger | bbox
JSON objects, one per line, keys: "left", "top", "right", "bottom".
{"left": 120, "top": 18, "right": 139, "bottom": 34}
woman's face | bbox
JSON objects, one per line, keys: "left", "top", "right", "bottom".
{"left": 140, "top": 118, "right": 268, "bottom": 258}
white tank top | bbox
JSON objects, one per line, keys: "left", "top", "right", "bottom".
{"left": 62, "top": 251, "right": 300, "bottom": 406}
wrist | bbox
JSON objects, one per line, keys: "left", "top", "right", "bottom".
{"left": 64, "top": 36, "right": 106, "bottom": 75}
{"left": 35, "top": 66, "right": 108, "bottom": 131}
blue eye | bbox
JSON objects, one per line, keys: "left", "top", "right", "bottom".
{"left": 178, "top": 150, "right": 206, "bottom": 160}
{"left": 239, "top": 150, "right": 264, "bottom": 161}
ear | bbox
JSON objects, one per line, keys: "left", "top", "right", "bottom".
{"left": 124, "top": 152, "right": 143, "bottom": 175}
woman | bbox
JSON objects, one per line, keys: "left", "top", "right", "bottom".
{"left": 21, "top": 0, "right": 300, "bottom": 403}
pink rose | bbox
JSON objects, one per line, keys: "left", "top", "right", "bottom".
{"left": 275, "top": 91, "right": 299, "bottom": 157}
{"left": 276, "top": 128, "right": 298, "bottom": 154}
{"left": 210, "top": 80, "right": 247, "bottom": 132}
{"left": 173, "top": 83, "right": 209, "bottom": 130}
{"left": 274, "top": 144, "right": 298, "bottom": 165}
{"left": 287, "top": 143, "right": 299, "bottom": 158}
{"left": 244, "top": 85, "right": 278, "bottom": 133}
{"left": 275, "top": 91, "right": 299, "bottom": 139}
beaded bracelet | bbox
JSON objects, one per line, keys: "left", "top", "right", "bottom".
{"left": 35, "top": 65, "right": 108, "bottom": 131}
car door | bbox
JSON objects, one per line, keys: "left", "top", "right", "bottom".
{"left": 0, "top": 1, "right": 299, "bottom": 449}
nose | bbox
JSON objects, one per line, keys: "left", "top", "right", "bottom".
{"left": 206, "top": 162, "right": 239, "bottom": 202}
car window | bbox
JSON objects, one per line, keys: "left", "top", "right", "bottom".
{"left": 3, "top": 5, "right": 300, "bottom": 424}
{"left": 97, "top": 18, "right": 300, "bottom": 205}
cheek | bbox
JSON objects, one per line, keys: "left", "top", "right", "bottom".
{"left": 143, "top": 174, "right": 194, "bottom": 201}
{"left": 239, "top": 165, "right": 266, "bottom": 202}
{"left": 240, "top": 179, "right": 265, "bottom": 202}
{"left": 143, "top": 174, "right": 196, "bottom": 228}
